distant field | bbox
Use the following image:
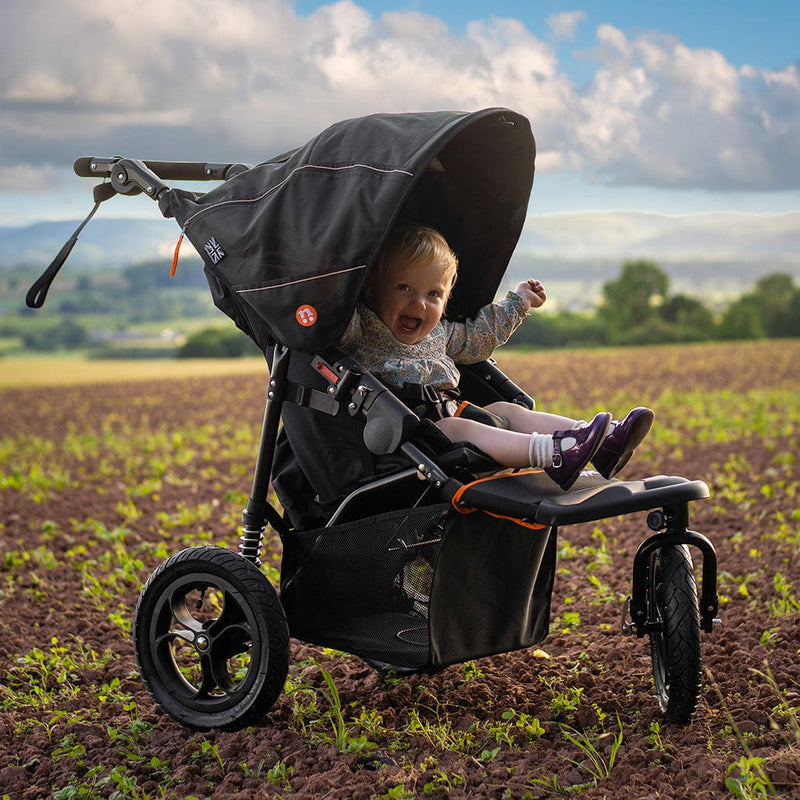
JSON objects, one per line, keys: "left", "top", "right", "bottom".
{"left": 0, "top": 355, "right": 266, "bottom": 388}
{"left": 6, "top": 338, "right": 800, "bottom": 391}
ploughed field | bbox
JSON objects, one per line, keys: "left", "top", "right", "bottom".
{"left": 1, "top": 341, "right": 799, "bottom": 799}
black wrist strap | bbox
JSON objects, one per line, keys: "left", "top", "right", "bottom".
{"left": 26, "top": 183, "right": 117, "bottom": 309}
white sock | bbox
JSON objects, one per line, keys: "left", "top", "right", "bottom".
{"left": 529, "top": 433, "right": 554, "bottom": 467}
{"left": 575, "top": 419, "right": 616, "bottom": 436}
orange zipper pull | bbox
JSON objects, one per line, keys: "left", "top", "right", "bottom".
{"left": 170, "top": 231, "right": 185, "bottom": 277}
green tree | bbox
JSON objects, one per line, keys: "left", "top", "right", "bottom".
{"left": 125, "top": 260, "right": 208, "bottom": 293}
{"left": 659, "top": 294, "right": 715, "bottom": 341}
{"left": 750, "top": 273, "right": 799, "bottom": 337}
{"left": 787, "top": 291, "right": 800, "bottom": 337}
{"left": 717, "top": 273, "right": 800, "bottom": 340}
{"left": 23, "top": 319, "right": 89, "bottom": 351}
{"left": 508, "top": 310, "right": 608, "bottom": 349}
{"left": 717, "top": 295, "right": 766, "bottom": 340}
{"left": 178, "top": 326, "right": 258, "bottom": 358}
{"left": 608, "top": 316, "right": 687, "bottom": 346}
{"left": 598, "top": 260, "right": 670, "bottom": 343}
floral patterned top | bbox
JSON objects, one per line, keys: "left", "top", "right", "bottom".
{"left": 337, "top": 292, "right": 529, "bottom": 390}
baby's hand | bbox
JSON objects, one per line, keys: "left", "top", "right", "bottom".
{"left": 515, "top": 279, "right": 547, "bottom": 309}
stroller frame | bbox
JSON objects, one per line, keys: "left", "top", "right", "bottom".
{"left": 31, "top": 109, "right": 720, "bottom": 732}
{"left": 243, "top": 344, "right": 720, "bottom": 631}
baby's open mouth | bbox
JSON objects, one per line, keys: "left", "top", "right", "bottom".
{"left": 399, "top": 315, "right": 421, "bottom": 335}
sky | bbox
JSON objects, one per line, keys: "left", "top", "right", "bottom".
{"left": 1, "top": 0, "right": 799, "bottom": 233}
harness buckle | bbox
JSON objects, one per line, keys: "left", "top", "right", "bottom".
{"left": 421, "top": 384, "right": 441, "bottom": 404}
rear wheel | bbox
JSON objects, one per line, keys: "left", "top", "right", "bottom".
{"left": 648, "top": 544, "right": 702, "bottom": 723}
{"left": 133, "top": 546, "right": 289, "bottom": 730}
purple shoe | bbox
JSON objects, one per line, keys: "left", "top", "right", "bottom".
{"left": 545, "top": 412, "right": 611, "bottom": 491}
{"left": 592, "top": 407, "right": 655, "bottom": 479}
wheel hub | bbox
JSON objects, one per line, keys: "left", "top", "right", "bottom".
{"left": 195, "top": 634, "right": 210, "bottom": 651}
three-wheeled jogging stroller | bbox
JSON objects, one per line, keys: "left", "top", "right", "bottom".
{"left": 29, "top": 107, "right": 719, "bottom": 732}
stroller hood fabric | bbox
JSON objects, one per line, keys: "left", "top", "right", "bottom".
{"left": 160, "top": 108, "right": 535, "bottom": 352}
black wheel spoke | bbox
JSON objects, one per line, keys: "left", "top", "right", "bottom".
{"left": 169, "top": 587, "right": 208, "bottom": 634}
{"left": 218, "top": 623, "right": 253, "bottom": 659}
{"left": 208, "top": 588, "right": 247, "bottom": 633}
{"left": 155, "top": 629, "right": 194, "bottom": 648}
{"left": 163, "top": 627, "right": 196, "bottom": 645}
{"left": 197, "top": 652, "right": 230, "bottom": 697}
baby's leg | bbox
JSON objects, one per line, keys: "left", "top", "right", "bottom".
{"left": 484, "top": 401, "right": 655, "bottom": 479}
{"left": 436, "top": 410, "right": 613, "bottom": 489}
{"left": 435, "top": 416, "right": 533, "bottom": 468}
{"left": 484, "top": 401, "right": 577, "bottom": 435}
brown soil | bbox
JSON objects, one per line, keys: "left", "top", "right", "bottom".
{"left": 1, "top": 342, "right": 799, "bottom": 799}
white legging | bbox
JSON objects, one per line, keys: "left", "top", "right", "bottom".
{"left": 435, "top": 401, "right": 578, "bottom": 469}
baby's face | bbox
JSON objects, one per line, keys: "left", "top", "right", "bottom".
{"left": 372, "top": 259, "right": 449, "bottom": 344}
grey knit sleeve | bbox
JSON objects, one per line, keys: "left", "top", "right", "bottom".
{"left": 444, "top": 292, "right": 529, "bottom": 363}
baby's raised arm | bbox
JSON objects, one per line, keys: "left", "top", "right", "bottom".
{"left": 514, "top": 279, "right": 547, "bottom": 310}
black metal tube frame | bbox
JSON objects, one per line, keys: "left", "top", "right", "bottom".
{"left": 239, "top": 345, "right": 291, "bottom": 563}
{"left": 627, "top": 501, "right": 719, "bottom": 635}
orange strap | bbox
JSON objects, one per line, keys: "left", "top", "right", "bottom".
{"left": 452, "top": 400, "right": 472, "bottom": 417}
{"left": 451, "top": 470, "right": 548, "bottom": 531}
{"left": 170, "top": 232, "right": 185, "bottom": 277}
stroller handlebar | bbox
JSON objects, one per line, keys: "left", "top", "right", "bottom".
{"left": 73, "top": 157, "right": 250, "bottom": 182}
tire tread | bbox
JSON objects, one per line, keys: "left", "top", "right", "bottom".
{"left": 134, "top": 546, "right": 289, "bottom": 730}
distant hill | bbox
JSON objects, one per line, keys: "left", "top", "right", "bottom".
{"left": 501, "top": 254, "right": 800, "bottom": 311}
{"left": 519, "top": 210, "right": 800, "bottom": 263}
{"left": 509, "top": 210, "right": 800, "bottom": 308}
{"left": 4, "top": 211, "right": 799, "bottom": 310}
{"left": 0, "top": 218, "right": 184, "bottom": 271}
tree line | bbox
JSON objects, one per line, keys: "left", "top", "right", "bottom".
{"left": 10, "top": 260, "right": 800, "bottom": 356}
{"left": 509, "top": 261, "right": 800, "bottom": 349}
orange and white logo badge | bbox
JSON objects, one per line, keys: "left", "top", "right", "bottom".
{"left": 295, "top": 304, "right": 318, "bottom": 327}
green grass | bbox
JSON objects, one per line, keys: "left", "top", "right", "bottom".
{"left": 2, "top": 342, "right": 799, "bottom": 798}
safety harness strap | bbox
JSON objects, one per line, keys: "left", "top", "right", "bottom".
{"left": 283, "top": 382, "right": 340, "bottom": 415}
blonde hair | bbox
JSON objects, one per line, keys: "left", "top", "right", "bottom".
{"left": 369, "top": 226, "right": 458, "bottom": 299}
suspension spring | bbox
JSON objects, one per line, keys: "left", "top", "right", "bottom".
{"left": 238, "top": 526, "right": 265, "bottom": 565}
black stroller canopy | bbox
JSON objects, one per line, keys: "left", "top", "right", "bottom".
{"left": 161, "top": 108, "right": 535, "bottom": 352}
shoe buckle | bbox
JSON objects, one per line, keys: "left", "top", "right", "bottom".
{"left": 552, "top": 453, "right": 563, "bottom": 468}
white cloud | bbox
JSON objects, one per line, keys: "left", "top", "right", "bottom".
{"left": 568, "top": 26, "right": 800, "bottom": 189}
{"left": 4, "top": 70, "right": 75, "bottom": 103}
{"left": 0, "top": 163, "right": 66, "bottom": 193}
{"left": 595, "top": 22, "right": 628, "bottom": 53}
{"left": 1, "top": 0, "right": 798, "bottom": 196}
{"left": 547, "top": 11, "right": 585, "bottom": 40}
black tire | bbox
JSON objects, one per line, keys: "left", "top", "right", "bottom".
{"left": 133, "top": 546, "right": 289, "bottom": 730}
{"left": 648, "top": 544, "right": 702, "bottom": 723}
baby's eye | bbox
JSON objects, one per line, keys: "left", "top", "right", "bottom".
{"left": 428, "top": 290, "right": 441, "bottom": 298}
{"left": 397, "top": 283, "right": 411, "bottom": 292}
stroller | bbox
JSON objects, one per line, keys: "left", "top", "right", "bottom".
{"left": 29, "top": 107, "right": 719, "bottom": 731}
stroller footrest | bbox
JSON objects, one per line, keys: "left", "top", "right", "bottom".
{"left": 453, "top": 470, "right": 709, "bottom": 527}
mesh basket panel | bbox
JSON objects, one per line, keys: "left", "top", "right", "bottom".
{"left": 279, "top": 503, "right": 558, "bottom": 668}
{"left": 280, "top": 504, "right": 451, "bottom": 666}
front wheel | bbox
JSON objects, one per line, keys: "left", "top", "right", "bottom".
{"left": 648, "top": 544, "right": 702, "bottom": 723}
{"left": 133, "top": 546, "right": 289, "bottom": 730}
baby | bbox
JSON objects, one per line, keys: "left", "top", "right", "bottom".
{"left": 338, "top": 226, "right": 653, "bottom": 489}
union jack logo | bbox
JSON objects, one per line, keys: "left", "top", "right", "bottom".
{"left": 204, "top": 236, "right": 225, "bottom": 264}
